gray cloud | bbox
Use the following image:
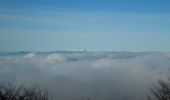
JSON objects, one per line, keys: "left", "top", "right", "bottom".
{"left": 0, "top": 52, "right": 170, "bottom": 100}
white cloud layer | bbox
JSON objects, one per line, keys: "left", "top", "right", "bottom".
{"left": 0, "top": 52, "right": 170, "bottom": 100}
{"left": 45, "top": 54, "right": 66, "bottom": 63}
{"left": 24, "top": 53, "right": 37, "bottom": 60}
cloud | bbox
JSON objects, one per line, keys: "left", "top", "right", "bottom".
{"left": 0, "top": 52, "right": 170, "bottom": 100}
{"left": 45, "top": 54, "right": 66, "bottom": 63}
{"left": 90, "top": 58, "right": 113, "bottom": 68}
{"left": 24, "top": 53, "right": 37, "bottom": 60}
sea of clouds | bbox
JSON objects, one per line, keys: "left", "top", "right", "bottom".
{"left": 0, "top": 51, "right": 170, "bottom": 100}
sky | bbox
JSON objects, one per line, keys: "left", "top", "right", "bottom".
{"left": 0, "top": 0, "right": 170, "bottom": 52}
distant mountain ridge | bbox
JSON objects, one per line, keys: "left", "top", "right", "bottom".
{"left": 0, "top": 50, "right": 164, "bottom": 58}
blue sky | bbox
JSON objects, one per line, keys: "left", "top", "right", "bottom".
{"left": 0, "top": 0, "right": 170, "bottom": 52}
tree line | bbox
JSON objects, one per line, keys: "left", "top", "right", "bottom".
{"left": 1, "top": 77, "right": 170, "bottom": 100}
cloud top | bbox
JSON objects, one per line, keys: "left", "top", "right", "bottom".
{"left": 0, "top": 52, "right": 170, "bottom": 100}
{"left": 45, "top": 54, "right": 66, "bottom": 63}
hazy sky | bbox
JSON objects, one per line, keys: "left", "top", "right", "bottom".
{"left": 0, "top": 0, "right": 170, "bottom": 52}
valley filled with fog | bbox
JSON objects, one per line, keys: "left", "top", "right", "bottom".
{"left": 0, "top": 51, "right": 170, "bottom": 100}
